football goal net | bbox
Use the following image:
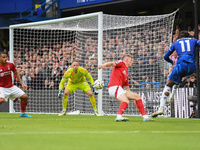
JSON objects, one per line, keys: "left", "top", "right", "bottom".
{"left": 9, "top": 11, "right": 178, "bottom": 117}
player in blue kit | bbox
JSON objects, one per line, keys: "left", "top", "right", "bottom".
{"left": 152, "top": 31, "right": 200, "bottom": 118}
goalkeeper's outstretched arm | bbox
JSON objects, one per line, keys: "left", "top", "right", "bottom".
{"left": 85, "top": 72, "right": 95, "bottom": 86}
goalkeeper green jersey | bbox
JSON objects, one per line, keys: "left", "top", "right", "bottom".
{"left": 59, "top": 67, "right": 94, "bottom": 90}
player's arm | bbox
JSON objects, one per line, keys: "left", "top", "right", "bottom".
{"left": 98, "top": 61, "right": 116, "bottom": 70}
{"left": 163, "top": 49, "right": 174, "bottom": 65}
{"left": 196, "top": 39, "right": 200, "bottom": 47}
{"left": 85, "top": 72, "right": 95, "bottom": 85}
{"left": 59, "top": 70, "right": 71, "bottom": 90}
{"left": 13, "top": 70, "right": 27, "bottom": 90}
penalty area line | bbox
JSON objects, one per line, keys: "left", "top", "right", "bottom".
{"left": 0, "top": 130, "right": 200, "bottom": 135}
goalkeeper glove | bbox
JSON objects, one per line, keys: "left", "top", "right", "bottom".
{"left": 58, "top": 90, "right": 63, "bottom": 98}
{"left": 92, "top": 86, "right": 98, "bottom": 95}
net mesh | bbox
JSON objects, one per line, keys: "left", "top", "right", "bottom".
{"left": 12, "top": 12, "right": 177, "bottom": 116}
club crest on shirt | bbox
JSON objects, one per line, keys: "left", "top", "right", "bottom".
{"left": 123, "top": 70, "right": 126, "bottom": 75}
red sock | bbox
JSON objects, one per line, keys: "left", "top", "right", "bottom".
{"left": 136, "top": 99, "right": 146, "bottom": 116}
{"left": 20, "top": 101, "right": 28, "bottom": 113}
{"left": 117, "top": 102, "right": 128, "bottom": 115}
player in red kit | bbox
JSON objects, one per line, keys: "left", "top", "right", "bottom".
{"left": 98, "top": 54, "right": 153, "bottom": 122}
{"left": 0, "top": 52, "right": 31, "bottom": 117}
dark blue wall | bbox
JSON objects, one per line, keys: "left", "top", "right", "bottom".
{"left": 59, "top": 0, "right": 115, "bottom": 10}
{"left": 0, "top": 0, "right": 115, "bottom": 14}
{"left": 0, "top": 0, "right": 32, "bottom": 14}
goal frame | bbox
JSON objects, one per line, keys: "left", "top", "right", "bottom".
{"left": 9, "top": 12, "right": 104, "bottom": 115}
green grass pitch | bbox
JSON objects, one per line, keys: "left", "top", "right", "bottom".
{"left": 0, "top": 113, "right": 200, "bottom": 150}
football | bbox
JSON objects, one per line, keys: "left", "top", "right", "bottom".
{"left": 94, "top": 79, "right": 104, "bottom": 89}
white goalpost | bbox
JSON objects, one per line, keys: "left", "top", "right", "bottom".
{"left": 9, "top": 11, "right": 177, "bottom": 116}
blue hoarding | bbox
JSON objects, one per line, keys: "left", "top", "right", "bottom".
{"left": 0, "top": 0, "right": 32, "bottom": 14}
{"left": 60, "top": 0, "right": 115, "bottom": 10}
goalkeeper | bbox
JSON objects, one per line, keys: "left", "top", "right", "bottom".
{"left": 58, "top": 61, "right": 100, "bottom": 116}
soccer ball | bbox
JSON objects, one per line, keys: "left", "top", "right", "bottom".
{"left": 94, "top": 79, "right": 104, "bottom": 89}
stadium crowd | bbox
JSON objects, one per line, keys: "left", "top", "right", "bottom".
{"left": 1, "top": 24, "right": 200, "bottom": 90}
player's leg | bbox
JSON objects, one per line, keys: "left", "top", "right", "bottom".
{"left": 115, "top": 93, "right": 129, "bottom": 122}
{"left": 19, "top": 94, "right": 32, "bottom": 117}
{"left": 168, "top": 84, "right": 180, "bottom": 102}
{"left": 109, "top": 86, "right": 129, "bottom": 122}
{"left": 152, "top": 80, "right": 176, "bottom": 117}
{"left": 0, "top": 98, "right": 6, "bottom": 105}
{"left": 6, "top": 86, "right": 31, "bottom": 117}
{"left": 83, "top": 82, "right": 100, "bottom": 116}
{"left": 86, "top": 89, "right": 100, "bottom": 116}
{"left": 126, "top": 91, "right": 154, "bottom": 121}
{"left": 58, "top": 87, "right": 71, "bottom": 116}
{"left": 152, "top": 79, "right": 176, "bottom": 118}
{"left": 8, "top": 86, "right": 31, "bottom": 117}
{"left": 152, "top": 64, "right": 182, "bottom": 118}
{"left": 0, "top": 88, "right": 6, "bottom": 105}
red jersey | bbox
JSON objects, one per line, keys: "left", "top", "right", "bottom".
{"left": 108, "top": 60, "right": 129, "bottom": 88}
{"left": 0, "top": 61, "right": 17, "bottom": 88}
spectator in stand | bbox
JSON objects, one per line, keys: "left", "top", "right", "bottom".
{"left": 90, "top": 64, "right": 98, "bottom": 81}
{"left": 146, "top": 58, "right": 160, "bottom": 82}
{"left": 133, "top": 57, "right": 147, "bottom": 86}
{"left": 29, "top": 73, "right": 36, "bottom": 90}
{"left": 49, "top": 81, "right": 56, "bottom": 90}
{"left": 35, "top": 67, "right": 44, "bottom": 90}
{"left": 21, "top": 69, "right": 31, "bottom": 89}
{"left": 40, "top": 63, "right": 49, "bottom": 80}
{"left": 187, "top": 73, "right": 197, "bottom": 88}
{"left": 179, "top": 76, "right": 188, "bottom": 88}
{"left": 160, "top": 69, "right": 169, "bottom": 88}
{"left": 43, "top": 80, "right": 50, "bottom": 90}
{"left": 53, "top": 67, "right": 63, "bottom": 88}
{"left": 145, "top": 83, "right": 152, "bottom": 89}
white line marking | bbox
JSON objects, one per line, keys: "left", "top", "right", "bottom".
{"left": 0, "top": 131, "right": 200, "bottom": 135}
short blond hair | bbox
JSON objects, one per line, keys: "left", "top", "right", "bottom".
{"left": 122, "top": 54, "right": 132, "bottom": 60}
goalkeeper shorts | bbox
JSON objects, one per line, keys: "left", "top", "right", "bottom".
{"left": 65, "top": 81, "right": 91, "bottom": 93}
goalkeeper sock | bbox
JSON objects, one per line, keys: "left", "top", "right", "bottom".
{"left": 62, "top": 95, "right": 68, "bottom": 111}
{"left": 20, "top": 101, "right": 28, "bottom": 113}
{"left": 117, "top": 102, "right": 128, "bottom": 115}
{"left": 89, "top": 95, "right": 97, "bottom": 111}
{"left": 135, "top": 99, "right": 146, "bottom": 116}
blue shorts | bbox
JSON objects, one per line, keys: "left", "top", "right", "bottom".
{"left": 169, "top": 62, "right": 196, "bottom": 83}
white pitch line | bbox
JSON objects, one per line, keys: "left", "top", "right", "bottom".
{"left": 0, "top": 131, "right": 200, "bottom": 135}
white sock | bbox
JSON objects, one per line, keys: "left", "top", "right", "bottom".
{"left": 169, "top": 84, "right": 179, "bottom": 99}
{"left": 143, "top": 115, "right": 148, "bottom": 119}
{"left": 117, "top": 114, "right": 122, "bottom": 118}
{"left": 159, "top": 85, "right": 171, "bottom": 111}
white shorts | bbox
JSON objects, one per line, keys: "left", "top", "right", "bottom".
{"left": 108, "top": 86, "right": 126, "bottom": 99}
{"left": 0, "top": 86, "right": 25, "bottom": 101}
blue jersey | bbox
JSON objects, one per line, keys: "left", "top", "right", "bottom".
{"left": 164, "top": 38, "right": 200, "bottom": 64}
{"left": 164, "top": 38, "right": 200, "bottom": 83}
